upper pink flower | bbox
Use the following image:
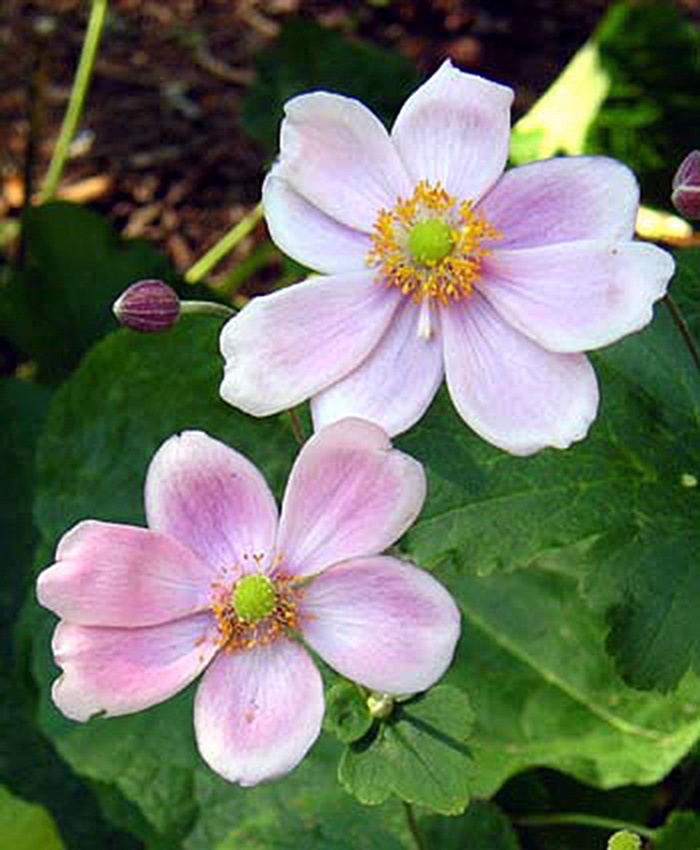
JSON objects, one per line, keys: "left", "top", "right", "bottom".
{"left": 219, "top": 60, "right": 675, "bottom": 455}
{"left": 36, "top": 420, "right": 460, "bottom": 786}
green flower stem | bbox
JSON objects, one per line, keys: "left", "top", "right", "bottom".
{"left": 287, "top": 408, "right": 305, "bottom": 446}
{"left": 217, "top": 240, "right": 276, "bottom": 296}
{"left": 185, "top": 203, "right": 264, "bottom": 284}
{"left": 515, "top": 812, "right": 656, "bottom": 839}
{"left": 664, "top": 293, "right": 700, "bottom": 373}
{"left": 39, "top": 0, "right": 108, "bottom": 202}
{"left": 403, "top": 803, "right": 427, "bottom": 850}
{"left": 179, "top": 300, "right": 235, "bottom": 319}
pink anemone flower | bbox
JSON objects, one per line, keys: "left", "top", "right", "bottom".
{"left": 219, "top": 60, "right": 675, "bottom": 455}
{"left": 36, "top": 420, "right": 460, "bottom": 786}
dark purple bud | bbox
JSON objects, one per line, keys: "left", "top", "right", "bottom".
{"left": 113, "top": 280, "right": 181, "bottom": 332}
{"left": 671, "top": 150, "right": 700, "bottom": 220}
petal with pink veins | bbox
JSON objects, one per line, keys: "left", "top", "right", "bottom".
{"left": 442, "top": 293, "right": 599, "bottom": 455}
{"left": 145, "top": 431, "right": 278, "bottom": 572}
{"left": 300, "top": 555, "right": 460, "bottom": 694}
{"left": 37, "top": 520, "right": 215, "bottom": 627}
{"left": 277, "top": 419, "right": 426, "bottom": 577}
{"left": 262, "top": 171, "right": 370, "bottom": 274}
{"left": 220, "top": 272, "right": 399, "bottom": 417}
{"left": 194, "top": 639, "right": 324, "bottom": 786}
{"left": 311, "top": 299, "right": 444, "bottom": 437}
{"left": 480, "top": 240, "right": 674, "bottom": 352}
{"left": 478, "top": 157, "right": 640, "bottom": 249}
{"left": 392, "top": 59, "right": 513, "bottom": 202}
{"left": 275, "top": 92, "right": 412, "bottom": 231}
{"left": 51, "top": 612, "right": 218, "bottom": 721}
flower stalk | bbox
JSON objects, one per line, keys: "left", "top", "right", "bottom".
{"left": 185, "top": 203, "right": 264, "bottom": 284}
{"left": 38, "top": 0, "right": 108, "bottom": 203}
{"left": 515, "top": 812, "right": 655, "bottom": 839}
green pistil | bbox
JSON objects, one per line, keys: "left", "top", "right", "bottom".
{"left": 407, "top": 218, "right": 454, "bottom": 264}
{"left": 232, "top": 575, "right": 276, "bottom": 623}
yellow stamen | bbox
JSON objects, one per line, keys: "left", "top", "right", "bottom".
{"left": 210, "top": 564, "right": 302, "bottom": 653}
{"left": 366, "top": 180, "right": 500, "bottom": 306}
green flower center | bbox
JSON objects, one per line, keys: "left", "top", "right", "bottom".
{"left": 407, "top": 218, "right": 454, "bottom": 265}
{"left": 232, "top": 575, "right": 276, "bottom": 623}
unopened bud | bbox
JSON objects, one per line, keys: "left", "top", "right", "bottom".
{"left": 113, "top": 280, "right": 180, "bottom": 332}
{"left": 367, "top": 692, "right": 394, "bottom": 720}
{"left": 608, "top": 831, "right": 641, "bottom": 850}
{"left": 671, "top": 150, "right": 700, "bottom": 220}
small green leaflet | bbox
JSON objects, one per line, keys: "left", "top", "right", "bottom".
{"left": 339, "top": 686, "right": 474, "bottom": 815}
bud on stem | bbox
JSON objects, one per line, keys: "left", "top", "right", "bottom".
{"left": 113, "top": 279, "right": 235, "bottom": 333}
{"left": 113, "top": 280, "right": 180, "bottom": 332}
{"left": 671, "top": 150, "right": 700, "bottom": 220}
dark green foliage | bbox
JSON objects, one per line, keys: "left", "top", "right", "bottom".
{"left": 587, "top": 2, "right": 700, "bottom": 206}
{"left": 242, "top": 19, "right": 420, "bottom": 153}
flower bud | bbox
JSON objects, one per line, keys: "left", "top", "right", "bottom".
{"left": 113, "top": 280, "right": 180, "bottom": 332}
{"left": 671, "top": 150, "right": 700, "bottom": 220}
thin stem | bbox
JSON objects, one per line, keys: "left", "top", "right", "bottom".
{"left": 185, "top": 204, "right": 264, "bottom": 284}
{"left": 403, "top": 803, "right": 427, "bottom": 850}
{"left": 217, "top": 241, "right": 276, "bottom": 296}
{"left": 179, "top": 300, "right": 236, "bottom": 319}
{"left": 287, "top": 409, "right": 305, "bottom": 446}
{"left": 515, "top": 812, "right": 656, "bottom": 840}
{"left": 39, "top": 0, "right": 108, "bottom": 202}
{"left": 664, "top": 293, "right": 700, "bottom": 373}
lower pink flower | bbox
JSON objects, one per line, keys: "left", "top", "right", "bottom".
{"left": 36, "top": 419, "right": 460, "bottom": 786}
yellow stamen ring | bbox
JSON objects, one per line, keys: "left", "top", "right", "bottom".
{"left": 211, "top": 568, "right": 302, "bottom": 653}
{"left": 366, "top": 180, "right": 500, "bottom": 305}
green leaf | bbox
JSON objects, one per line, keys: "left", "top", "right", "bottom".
{"left": 196, "top": 740, "right": 410, "bottom": 850}
{"left": 0, "top": 202, "right": 176, "bottom": 383}
{"left": 511, "top": 41, "right": 610, "bottom": 164}
{"left": 0, "top": 785, "right": 65, "bottom": 850}
{"left": 421, "top": 800, "right": 521, "bottom": 850}
{"left": 670, "top": 247, "right": 700, "bottom": 338}
{"left": 242, "top": 20, "right": 419, "bottom": 154}
{"left": 34, "top": 317, "right": 297, "bottom": 540}
{"left": 444, "top": 565, "right": 700, "bottom": 797}
{"left": 398, "top": 291, "right": 700, "bottom": 692}
{"left": 0, "top": 377, "right": 51, "bottom": 643}
{"left": 324, "top": 681, "right": 373, "bottom": 744}
{"left": 339, "top": 685, "right": 474, "bottom": 815}
{"left": 653, "top": 811, "right": 700, "bottom": 850}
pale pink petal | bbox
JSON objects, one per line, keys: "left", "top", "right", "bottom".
{"left": 442, "top": 293, "right": 599, "bottom": 455}
{"left": 276, "top": 419, "right": 425, "bottom": 578}
{"left": 145, "top": 431, "right": 278, "bottom": 573}
{"left": 480, "top": 240, "right": 674, "bottom": 353}
{"left": 194, "top": 639, "right": 324, "bottom": 786}
{"left": 311, "top": 299, "right": 444, "bottom": 437}
{"left": 392, "top": 60, "right": 513, "bottom": 201}
{"left": 262, "top": 171, "right": 370, "bottom": 274}
{"left": 300, "top": 556, "right": 460, "bottom": 694}
{"left": 478, "top": 157, "right": 640, "bottom": 249}
{"left": 37, "top": 521, "right": 215, "bottom": 627}
{"left": 275, "top": 92, "right": 412, "bottom": 231}
{"left": 51, "top": 613, "right": 218, "bottom": 721}
{"left": 220, "top": 273, "right": 399, "bottom": 417}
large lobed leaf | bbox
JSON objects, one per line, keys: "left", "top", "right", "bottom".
{"left": 399, "top": 269, "right": 700, "bottom": 693}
